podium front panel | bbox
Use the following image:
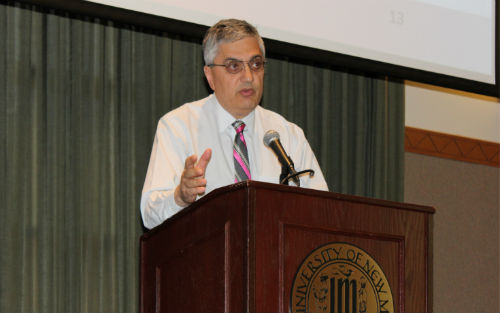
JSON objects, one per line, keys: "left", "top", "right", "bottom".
{"left": 251, "top": 186, "right": 429, "bottom": 313}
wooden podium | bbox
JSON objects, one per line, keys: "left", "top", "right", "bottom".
{"left": 140, "top": 181, "right": 434, "bottom": 313}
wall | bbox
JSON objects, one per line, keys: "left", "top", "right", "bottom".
{"left": 404, "top": 81, "right": 500, "bottom": 312}
{"left": 405, "top": 81, "right": 499, "bottom": 143}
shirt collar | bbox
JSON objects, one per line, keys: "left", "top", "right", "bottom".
{"left": 213, "top": 94, "right": 256, "bottom": 134}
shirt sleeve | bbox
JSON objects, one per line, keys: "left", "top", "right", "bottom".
{"left": 299, "top": 138, "right": 329, "bottom": 191}
{"left": 140, "top": 117, "right": 190, "bottom": 229}
{"left": 289, "top": 125, "right": 329, "bottom": 192}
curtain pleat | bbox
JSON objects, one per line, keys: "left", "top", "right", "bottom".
{"left": 0, "top": 2, "right": 404, "bottom": 312}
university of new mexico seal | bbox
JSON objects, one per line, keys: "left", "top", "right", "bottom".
{"left": 290, "top": 242, "right": 394, "bottom": 313}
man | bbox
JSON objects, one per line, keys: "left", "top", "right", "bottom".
{"left": 140, "top": 19, "right": 328, "bottom": 229}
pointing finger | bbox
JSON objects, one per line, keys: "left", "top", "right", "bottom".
{"left": 196, "top": 148, "right": 212, "bottom": 172}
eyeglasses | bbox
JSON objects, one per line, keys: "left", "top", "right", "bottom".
{"left": 208, "top": 56, "right": 266, "bottom": 74}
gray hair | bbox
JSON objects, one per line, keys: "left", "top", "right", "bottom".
{"left": 202, "top": 19, "right": 266, "bottom": 65}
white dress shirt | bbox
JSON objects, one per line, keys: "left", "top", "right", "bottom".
{"left": 140, "top": 94, "right": 328, "bottom": 229}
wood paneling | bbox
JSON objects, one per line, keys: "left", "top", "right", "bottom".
{"left": 405, "top": 127, "right": 500, "bottom": 167}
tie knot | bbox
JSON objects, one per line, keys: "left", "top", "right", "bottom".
{"left": 232, "top": 120, "right": 246, "bottom": 134}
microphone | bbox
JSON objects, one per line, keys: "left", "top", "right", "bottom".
{"left": 263, "top": 130, "right": 300, "bottom": 185}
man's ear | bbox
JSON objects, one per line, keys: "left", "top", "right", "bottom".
{"left": 204, "top": 66, "right": 215, "bottom": 91}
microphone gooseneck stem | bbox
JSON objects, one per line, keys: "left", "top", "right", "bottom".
{"left": 280, "top": 163, "right": 300, "bottom": 186}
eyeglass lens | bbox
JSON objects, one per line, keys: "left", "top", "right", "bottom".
{"left": 224, "top": 56, "right": 265, "bottom": 74}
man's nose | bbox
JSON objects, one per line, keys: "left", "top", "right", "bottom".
{"left": 240, "top": 63, "right": 254, "bottom": 82}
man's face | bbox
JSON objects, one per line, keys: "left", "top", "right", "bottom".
{"left": 204, "top": 36, "right": 265, "bottom": 119}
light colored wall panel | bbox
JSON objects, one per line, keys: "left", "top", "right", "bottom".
{"left": 405, "top": 81, "right": 499, "bottom": 143}
{"left": 404, "top": 152, "right": 499, "bottom": 313}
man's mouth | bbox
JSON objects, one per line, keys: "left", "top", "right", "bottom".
{"left": 239, "top": 88, "right": 255, "bottom": 97}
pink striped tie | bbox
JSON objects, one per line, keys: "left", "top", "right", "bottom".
{"left": 232, "top": 120, "right": 251, "bottom": 182}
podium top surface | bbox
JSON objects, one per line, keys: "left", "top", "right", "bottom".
{"left": 142, "top": 181, "right": 435, "bottom": 238}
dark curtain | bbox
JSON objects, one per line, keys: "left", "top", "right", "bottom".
{"left": 0, "top": 2, "right": 404, "bottom": 312}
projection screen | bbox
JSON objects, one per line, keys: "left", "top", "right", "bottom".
{"left": 79, "top": 0, "right": 498, "bottom": 95}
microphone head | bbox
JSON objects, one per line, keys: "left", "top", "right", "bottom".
{"left": 263, "top": 130, "right": 280, "bottom": 147}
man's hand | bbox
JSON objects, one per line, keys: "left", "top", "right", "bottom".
{"left": 174, "top": 148, "right": 212, "bottom": 207}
